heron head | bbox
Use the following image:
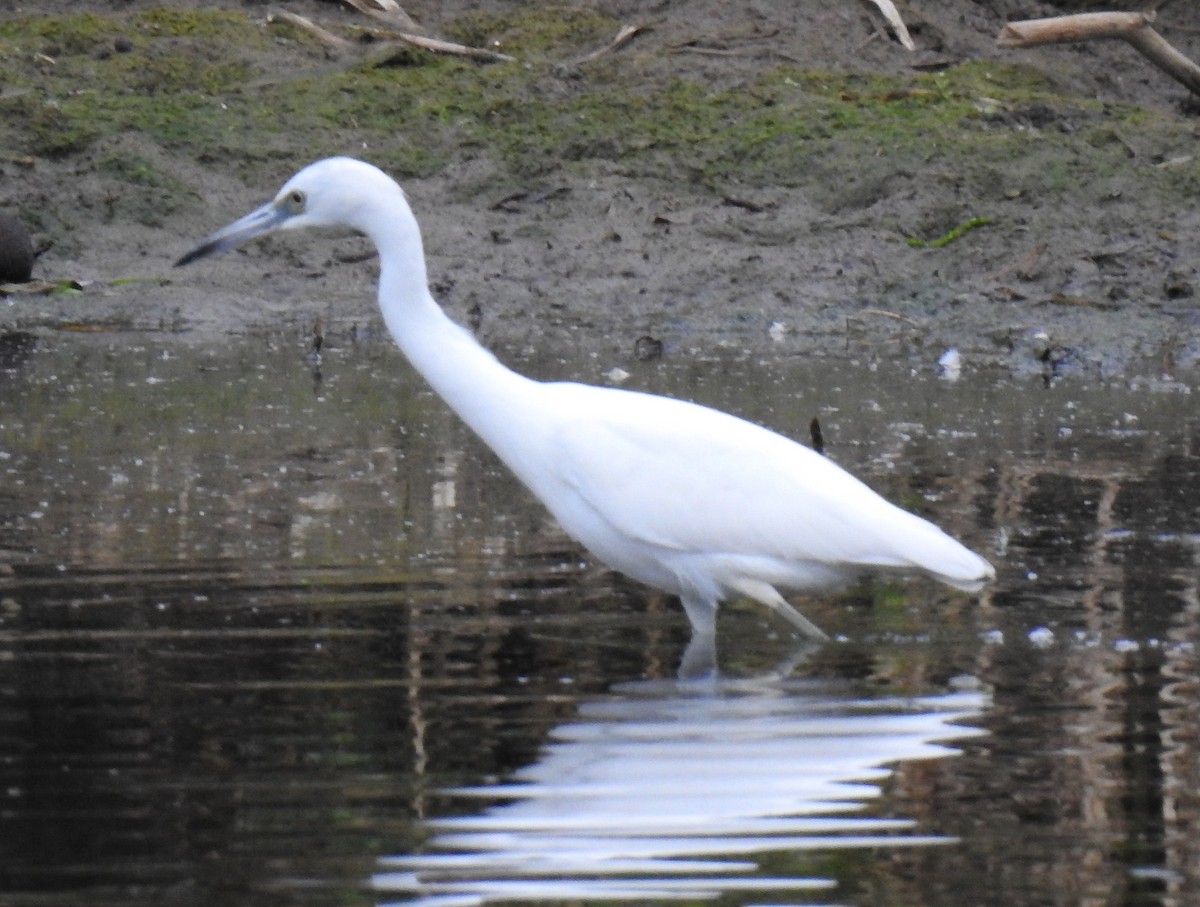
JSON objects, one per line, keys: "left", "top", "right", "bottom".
{"left": 175, "top": 157, "right": 396, "bottom": 267}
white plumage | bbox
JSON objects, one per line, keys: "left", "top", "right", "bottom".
{"left": 177, "top": 157, "right": 994, "bottom": 659}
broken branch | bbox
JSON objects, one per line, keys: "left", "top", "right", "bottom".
{"left": 996, "top": 11, "right": 1154, "bottom": 47}
{"left": 997, "top": 11, "right": 1200, "bottom": 97}
{"left": 1124, "top": 24, "right": 1200, "bottom": 97}
{"left": 270, "top": 11, "right": 355, "bottom": 51}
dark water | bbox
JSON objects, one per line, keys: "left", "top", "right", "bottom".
{"left": 1, "top": 329, "right": 1198, "bottom": 906}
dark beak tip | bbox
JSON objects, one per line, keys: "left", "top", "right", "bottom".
{"left": 174, "top": 202, "right": 282, "bottom": 269}
{"left": 174, "top": 239, "right": 220, "bottom": 268}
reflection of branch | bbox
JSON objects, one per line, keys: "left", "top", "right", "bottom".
{"left": 997, "top": 11, "right": 1200, "bottom": 97}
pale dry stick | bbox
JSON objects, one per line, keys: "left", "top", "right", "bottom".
{"left": 669, "top": 46, "right": 745, "bottom": 57}
{"left": 339, "top": 0, "right": 515, "bottom": 61}
{"left": 383, "top": 31, "right": 516, "bottom": 63}
{"left": 0, "top": 280, "right": 64, "bottom": 295}
{"left": 858, "top": 308, "right": 921, "bottom": 328}
{"left": 270, "top": 9, "right": 515, "bottom": 63}
{"left": 997, "top": 11, "right": 1200, "bottom": 97}
{"left": 270, "top": 11, "right": 355, "bottom": 51}
{"left": 862, "top": 0, "right": 915, "bottom": 51}
{"left": 996, "top": 10, "right": 1153, "bottom": 45}
{"left": 575, "top": 24, "right": 644, "bottom": 65}
{"left": 1124, "top": 24, "right": 1200, "bottom": 96}
{"left": 986, "top": 243, "right": 1047, "bottom": 283}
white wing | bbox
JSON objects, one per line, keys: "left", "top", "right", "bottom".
{"left": 539, "top": 382, "right": 987, "bottom": 587}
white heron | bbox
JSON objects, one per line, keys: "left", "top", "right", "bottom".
{"left": 177, "top": 157, "right": 994, "bottom": 666}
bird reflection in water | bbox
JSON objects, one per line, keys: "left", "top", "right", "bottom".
{"left": 374, "top": 678, "right": 985, "bottom": 905}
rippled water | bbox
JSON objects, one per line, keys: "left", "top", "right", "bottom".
{"left": 1, "top": 328, "right": 1198, "bottom": 906}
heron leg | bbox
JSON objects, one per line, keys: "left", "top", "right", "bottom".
{"left": 677, "top": 594, "right": 718, "bottom": 679}
{"left": 679, "top": 593, "right": 717, "bottom": 638}
{"left": 731, "top": 578, "right": 830, "bottom": 641}
{"left": 678, "top": 633, "right": 717, "bottom": 681}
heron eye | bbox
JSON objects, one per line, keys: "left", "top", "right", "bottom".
{"left": 284, "top": 189, "right": 306, "bottom": 213}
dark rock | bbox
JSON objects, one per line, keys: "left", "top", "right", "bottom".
{"left": 0, "top": 212, "right": 33, "bottom": 283}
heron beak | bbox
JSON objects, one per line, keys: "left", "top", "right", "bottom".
{"left": 174, "top": 200, "right": 289, "bottom": 267}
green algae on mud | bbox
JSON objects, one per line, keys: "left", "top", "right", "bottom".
{"left": 4, "top": 2, "right": 1200, "bottom": 373}
{"left": 0, "top": 9, "right": 264, "bottom": 158}
{"left": 3, "top": 5, "right": 1192, "bottom": 196}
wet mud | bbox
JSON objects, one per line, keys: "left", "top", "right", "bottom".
{"left": 1, "top": 1, "right": 1199, "bottom": 376}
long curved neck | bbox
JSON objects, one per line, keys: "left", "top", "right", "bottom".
{"left": 362, "top": 191, "right": 538, "bottom": 447}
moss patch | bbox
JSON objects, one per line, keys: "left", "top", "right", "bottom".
{"left": 1, "top": 7, "right": 1195, "bottom": 207}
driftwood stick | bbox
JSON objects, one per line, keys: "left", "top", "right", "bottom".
{"left": 997, "top": 11, "right": 1200, "bottom": 96}
{"left": 996, "top": 11, "right": 1154, "bottom": 47}
{"left": 1125, "top": 25, "right": 1200, "bottom": 96}
{"left": 270, "top": 12, "right": 355, "bottom": 51}
{"left": 386, "top": 31, "right": 516, "bottom": 63}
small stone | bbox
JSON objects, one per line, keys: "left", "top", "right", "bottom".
{"left": 634, "top": 335, "right": 663, "bottom": 361}
{"left": 1163, "top": 270, "right": 1194, "bottom": 299}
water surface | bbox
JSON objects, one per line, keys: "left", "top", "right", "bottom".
{"left": 1, "top": 329, "right": 1198, "bottom": 906}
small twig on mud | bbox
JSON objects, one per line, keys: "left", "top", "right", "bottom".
{"left": 1155, "top": 154, "right": 1194, "bottom": 168}
{"left": 375, "top": 31, "right": 516, "bottom": 63}
{"left": 1048, "top": 292, "right": 1117, "bottom": 309}
{"left": 666, "top": 24, "right": 779, "bottom": 57}
{"left": 858, "top": 308, "right": 921, "bottom": 327}
{"left": 861, "top": 0, "right": 915, "bottom": 51}
{"left": 987, "top": 243, "right": 1046, "bottom": 282}
{"left": 997, "top": 11, "right": 1200, "bottom": 97}
{"left": 669, "top": 46, "right": 745, "bottom": 57}
{"left": 270, "top": 10, "right": 515, "bottom": 64}
{"left": 722, "top": 195, "right": 772, "bottom": 213}
{"left": 0, "top": 279, "right": 82, "bottom": 295}
{"left": 575, "top": 24, "right": 645, "bottom": 65}
{"left": 278, "top": 0, "right": 514, "bottom": 63}
{"left": 270, "top": 12, "right": 355, "bottom": 51}
{"left": 490, "top": 187, "right": 572, "bottom": 212}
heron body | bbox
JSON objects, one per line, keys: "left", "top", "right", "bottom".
{"left": 177, "top": 157, "right": 994, "bottom": 650}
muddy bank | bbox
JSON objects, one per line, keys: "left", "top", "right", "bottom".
{"left": 2, "top": 1, "right": 1200, "bottom": 377}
